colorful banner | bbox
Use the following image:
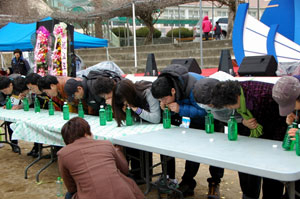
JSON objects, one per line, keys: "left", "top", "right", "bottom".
{"left": 34, "top": 26, "right": 50, "bottom": 77}
{"left": 51, "top": 22, "right": 68, "bottom": 76}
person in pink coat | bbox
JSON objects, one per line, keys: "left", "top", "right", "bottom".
{"left": 58, "top": 117, "right": 145, "bottom": 199}
{"left": 202, "top": 16, "right": 212, "bottom": 40}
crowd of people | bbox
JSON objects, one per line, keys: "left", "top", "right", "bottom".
{"left": 0, "top": 48, "right": 300, "bottom": 199}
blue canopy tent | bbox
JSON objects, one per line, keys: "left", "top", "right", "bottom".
{"left": 0, "top": 20, "right": 108, "bottom": 52}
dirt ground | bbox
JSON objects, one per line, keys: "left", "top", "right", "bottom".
{"left": 0, "top": 138, "right": 244, "bottom": 199}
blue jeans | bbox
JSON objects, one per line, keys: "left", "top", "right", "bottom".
{"left": 65, "top": 192, "right": 75, "bottom": 199}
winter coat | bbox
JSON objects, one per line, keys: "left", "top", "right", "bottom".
{"left": 202, "top": 16, "right": 212, "bottom": 33}
{"left": 10, "top": 56, "right": 30, "bottom": 76}
{"left": 82, "top": 69, "right": 123, "bottom": 114}
{"left": 213, "top": 24, "right": 222, "bottom": 35}
{"left": 159, "top": 65, "right": 206, "bottom": 118}
{"left": 58, "top": 137, "right": 145, "bottom": 199}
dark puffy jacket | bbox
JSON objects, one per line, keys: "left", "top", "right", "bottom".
{"left": 10, "top": 56, "right": 30, "bottom": 76}
{"left": 83, "top": 69, "right": 122, "bottom": 111}
{"left": 159, "top": 65, "right": 206, "bottom": 118}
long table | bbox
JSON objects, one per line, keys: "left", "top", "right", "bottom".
{"left": 114, "top": 127, "right": 300, "bottom": 199}
{"left": 1, "top": 108, "right": 300, "bottom": 198}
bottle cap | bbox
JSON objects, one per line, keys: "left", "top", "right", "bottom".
{"left": 64, "top": 102, "right": 67, "bottom": 105}
{"left": 57, "top": 177, "right": 61, "bottom": 181}
{"left": 100, "top": 105, "right": 104, "bottom": 108}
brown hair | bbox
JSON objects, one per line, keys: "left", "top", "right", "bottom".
{"left": 61, "top": 117, "right": 92, "bottom": 145}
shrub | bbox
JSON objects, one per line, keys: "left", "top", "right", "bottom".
{"left": 111, "top": 27, "right": 132, "bottom": 38}
{"left": 166, "top": 28, "right": 193, "bottom": 38}
{"left": 136, "top": 27, "right": 161, "bottom": 38}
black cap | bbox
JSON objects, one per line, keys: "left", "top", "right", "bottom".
{"left": 64, "top": 79, "right": 82, "bottom": 102}
{"left": 193, "top": 78, "right": 219, "bottom": 105}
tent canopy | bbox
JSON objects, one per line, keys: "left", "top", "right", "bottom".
{"left": 0, "top": 18, "right": 108, "bottom": 52}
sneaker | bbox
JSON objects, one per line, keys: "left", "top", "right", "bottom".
{"left": 207, "top": 182, "right": 220, "bottom": 199}
{"left": 178, "top": 182, "right": 195, "bottom": 197}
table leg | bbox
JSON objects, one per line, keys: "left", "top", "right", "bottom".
{"left": 0, "top": 122, "right": 21, "bottom": 154}
{"left": 35, "top": 146, "right": 57, "bottom": 183}
{"left": 144, "top": 151, "right": 152, "bottom": 195}
{"left": 287, "top": 181, "right": 295, "bottom": 199}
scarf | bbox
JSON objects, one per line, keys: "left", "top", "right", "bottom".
{"left": 237, "top": 87, "right": 263, "bottom": 138}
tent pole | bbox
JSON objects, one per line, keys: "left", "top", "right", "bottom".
{"left": 132, "top": 1, "right": 138, "bottom": 73}
{"left": 106, "top": 47, "right": 109, "bottom": 61}
{"left": 199, "top": 0, "right": 203, "bottom": 67}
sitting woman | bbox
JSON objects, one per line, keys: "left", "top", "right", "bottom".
{"left": 112, "top": 79, "right": 161, "bottom": 126}
{"left": 58, "top": 117, "right": 144, "bottom": 199}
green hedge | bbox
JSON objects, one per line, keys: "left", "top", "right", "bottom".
{"left": 136, "top": 27, "right": 161, "bottom": 38}
{"left": 111, "top": 27, "right": 132, "bottom": 38}
{"left": 166, "top": 28, "right": 193, "bottom": 38}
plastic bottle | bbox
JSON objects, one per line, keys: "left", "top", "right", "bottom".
{"left": 163, "top": 106, "right": 171, "bottom": 129}
{"left": 99, "top": 105, "right": 106, "bottom": 126}
{"left": 296, "top": 130, "right": 300, "bottom": 156}
{"left": 56, "top": 177, "right": 64, "bottom": 197}
{"left": 205, "top": 110, "right": 214, "bottom": 133}
{"left": 282, "top": 121, "right": 298, "bottom": 151}
{"left": 78, "top": 100, "right": 84, "bottom": 118}
{"left": 126, "top": 106, "right": 133, "bottom": 126}
{"left": 48, "top": 99, "right": 54, "bottom": 115}
{"left": 228, "top": 115, "right": 238, "bottom": 141}
{"left": 34, "top": 96, "right": 40, "bottom": 113}
{"left": 5, "top": 96, "right": 12, "bottom": 110}
{"left": 106, "top": 104, "right": 113, "bottom": 122}
{"left": 23, "top": 97, "right": 29, "bottom": 111}
{"left": 63, "top": 102, "right": 69, "bottom": 120}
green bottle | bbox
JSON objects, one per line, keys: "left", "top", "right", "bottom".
{"left": 99, "top": 105, "right": 106, "bottom": 126}
{"left": 48, "top": 99, "right": 54, "bottom": 115}
{"left": 63, "top": 102, "right": 69, "bottom": 120}
{"left": 282, "top": 121, "right": 298, "bottom": 151}
{"left": 296, "top": 130, "right": 300, "bottom": 156}
{"left": 34, "top": 96, "right": 40, "bottom": 113}
{"left": 5, "top": 96, "right": 12, "bottom": 110}
{"left": 78, "top": 100, "right": 84, "bottom": 118}
{"left": 56, "top": 176, "right": 64, "bottom": 197}
{"left": 205, "top": 110, "right": 214, "bottom": 133}
{"left": 126, "top": 106, "right": 133, "bottom": 126}
{"left": 23, "top": 97, "right": 29, "bottom": 111}
{"left": 228, "top": 115, "right": 238, "bottom": 141}
{"left": 163, "top": 107, "right": 171, "bottom": 129}
{"left": 106, "top": 105, "right": 113, "bottom": 122}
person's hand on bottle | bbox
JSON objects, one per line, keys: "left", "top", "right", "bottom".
{"left": 160, "top": 101, "right": 166, "bottom": 111}
{"left": 288, "top": 128, "right": 298, "bottom": 140}
{"left": 286, "top": 113, "right": 297, "bottom": 125}
{"left": 128, "top": 105, "right": 137, "bottom": 112}
{"left": 168, "top": 102, "right": 180, "bottom": 113}
{"left": 12, "top": 105, "right": 22, "bottom": 110}
{"left": 242, "top": 118, "right": 258, "bottom": 129}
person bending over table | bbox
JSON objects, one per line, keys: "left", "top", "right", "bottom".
{"left": 0, "top": 76, "right": 28, "bottom": 153}
{"left": 37, "top": 75, "right": 78, "bottom": 112}
{"left": 272, "top": 76, "right": 300, "bottom": 199}
{"left": 211, "top": 80, "right": 287, "bottom": 199}
{"left": 151, "top": 64, "right": 224, "bottom": 198}
{"left": 58, "top": 117, "right": 144, "bottom": 199}
{"left": 92, "top": 72, "right": 123, "bottom": 106}
{"left": 112, "top": 79, "right": 160, "bottom": 184}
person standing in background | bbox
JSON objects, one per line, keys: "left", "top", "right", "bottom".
{"left": 202, "top": 16, "right": 212, "bottom": 41}
{"left": 7, "top": 49, "right": 30, "bottom": 76}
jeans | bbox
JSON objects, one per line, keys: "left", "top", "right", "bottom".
{"left": 238, "top": 172, "right": 284, "bottom": 199}
{"left": 181, "top": 161, "right": 224, "bottom": 189}
{"left": 65, "top": 192, "right": 74, "bottom": 199}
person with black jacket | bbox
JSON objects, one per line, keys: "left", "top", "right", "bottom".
{"left": 7, "top": 49, "right": 31, "bottom": 76}
{"left": 64, "top": 69, "right": 122, "bottom": 115}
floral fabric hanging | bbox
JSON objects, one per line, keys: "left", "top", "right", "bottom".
{"left": 51, "top": 22, "right": 68, "bottom": 76}
{"left": 34, "top": 26, "right": 50, "bottom": 77}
